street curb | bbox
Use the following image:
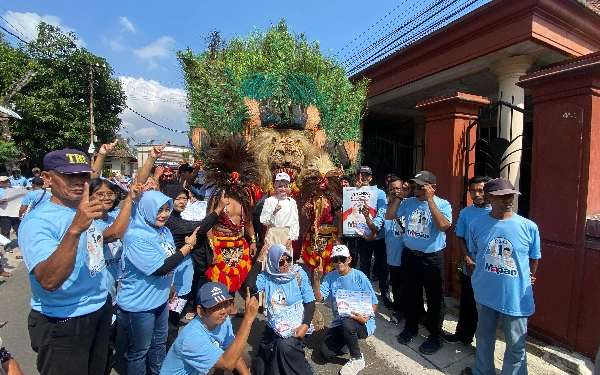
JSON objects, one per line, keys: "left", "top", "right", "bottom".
{"left": 444, "top": 297, "right": 594, "bottom": 375}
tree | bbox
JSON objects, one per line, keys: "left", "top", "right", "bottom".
{"left": 0, "top": 22, "right": 126, "bottom": 163}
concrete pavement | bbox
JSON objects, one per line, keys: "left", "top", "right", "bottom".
{"left": 0, "top": 246, "right": 582, "bottom": 374}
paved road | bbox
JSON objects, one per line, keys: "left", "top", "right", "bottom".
{"left": 0, "top": 246, "right": 569, "bottom": 375}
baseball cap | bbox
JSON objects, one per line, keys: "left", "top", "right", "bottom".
{"left": 357, "top": 166, "right": 372, "bottom": 175}
{"left": 32, "top": 167, "right": 41, "bottom": 173}
{"left": 179, "top": 163, "right": 194, "bottom": 172}
{"left": 0, "top": 176, "right": 8, "bottom": 182}
{"left": 43, "top": 149, "right": 95, "bottom": 174}
{"left": 31, "top": 176, "right": 44, "bottom": 186}
{"left": 483, "top": 178, "right": 521, "bottom": 195}
{"left": 197, "top": 282, "right": 233, "bottom": 308}
{"left": 275, "top": 172, "right": 291, "bottom": 182}
{"left": 410, "top": 171, "right": 437, "bottom": 185}
{"left": 331, "top": 244, "right": 350, "bottom": 258}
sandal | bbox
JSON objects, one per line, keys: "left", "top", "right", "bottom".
{"left": 15, "top": 255, "right": 22, "bottom": 259}
{"left": 0, "top": 321, "right": 7, "bottom": 328}
{"left": 0, "top": 271, "right": 11, "bottom": 277}
{"left": 460, "top": 367, "right": 474, "bottom": 375}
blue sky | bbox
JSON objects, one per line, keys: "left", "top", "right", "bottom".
{"left": 0, "top": 0, "right": 400, "bottom": 146}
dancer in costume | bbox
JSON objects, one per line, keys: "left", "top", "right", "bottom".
{"left": 204, "top": 135, "right": 260, "bottom": 316}
{"left": 299, "top": 154, "right": 343, "bottom": 278}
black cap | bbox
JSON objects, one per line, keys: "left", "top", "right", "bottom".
{"left": 483, "top": 178, "right": 521, "bottom": 195}
{"left": 357, "top": 166, "right": 372, "bottom": 175}
{"left": 340, "top": 174, "right": 351, "bottom": 182}
{"left": 43, "top": 149, "right": 95, "bottom": 174}
{"left": 410, "top": 171, "right": 436, "bottom": 185}
{"left": 178, "top": 163, "right": 194, "bottom": 172}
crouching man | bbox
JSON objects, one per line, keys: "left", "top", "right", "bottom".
{"left": 160, "top": 283, "right": 258, "bottom": 375}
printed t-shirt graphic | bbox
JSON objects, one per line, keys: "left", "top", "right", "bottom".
{"left": 86, "top": 224, "right": 105, "bottom": 277}
{"left": 485, "top": 237, "right": 517, "bottom": 275}
{"left": 407, "top": 209, "right": 430, "bottom": 239}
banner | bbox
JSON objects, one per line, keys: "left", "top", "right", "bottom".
{"left": 0, "top": 188, "right": 28, "bottom": 217}
{"left": 342, "top": 186, "right": 378, "bottom": 236}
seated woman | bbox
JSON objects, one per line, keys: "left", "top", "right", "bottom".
{"left": 117, "top": 190, "right": 199, "bottom": 375}
{"left": 312, "top": 244, "right": 378, "bottom": 375}
{"left": 242, "top": 244, "right": 316, "bottom": 375}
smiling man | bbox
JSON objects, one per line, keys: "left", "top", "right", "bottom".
{"left": 18, "top": 148, "right": 109, "bottom": 375}
{"left": 461, "top": 178, "right": 540, "bottom": 375}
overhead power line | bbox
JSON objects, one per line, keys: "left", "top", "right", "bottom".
{"left": 125, "top": 104, "right": 188, "bottom": 134}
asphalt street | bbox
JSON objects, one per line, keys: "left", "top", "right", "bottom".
{"left": 0, "top": 246, "right": 570, "bottom": 375}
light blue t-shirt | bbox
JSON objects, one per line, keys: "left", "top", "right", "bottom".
{"left": 173, "top": 254, "right": 194, "bottom": 297}
{"left": 256, "top": 268, "right": 315, "bottom": 332}
{"left": 319, "top": 268, "right": 378, "bottom": 336}
{"left": 384, "top": 219, "right": 405, "bottom": 266}
{"left": 396, "top": 196, "right": 452, "bottom": 253}
{"left": 455, "top": 205, "right": 492, "bottom": 275}
{"left": 469, "top": 213, "right": 541, "bottom": 317}
{"left": 9, "top": 175, "right": 27, "bottom": 188}
{"left": 0, "top": 188, "right": 5, "bottom": 199}
{"left": 20, "top": 189, "right": 51, "bottom": 208}
{"left": 160, "top": 316, "right": 235, "bottom": 375}
{"left": 19, "top": 201, "right": 108, "bottom": 318}
{"left": 94, "top": 210, "right": 123, "bottom": 305}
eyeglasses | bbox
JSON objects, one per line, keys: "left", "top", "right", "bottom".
{"left": 278, "top": 256, "right": 292, "bottom": 267}
{"left": 94, "top": 192, "right": 115, "bottom": 199}
{"left": 331, "top": 256, "right": 348, "bottom": 264}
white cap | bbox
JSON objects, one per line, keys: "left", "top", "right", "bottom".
{"left": 275, "top": 172, "right": 291, "bottom": 182}
{"left": 0, "top": 176, "right": 9, "bottom": 182}
{"left": 331, "top": 244, "right": 350, "bottom": 258}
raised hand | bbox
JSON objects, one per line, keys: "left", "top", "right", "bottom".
{"left": 128, "top": 183, "right": 143, "bottom": 202}
{"left": 313, "top": 265, "right": 323, "bottom": 280}
{"left": 184, "top": 226, "right": 201, "bottom": 248}
{"left": 71, "top": 182, "right": 104, "bottom": 234}
{"left": 99, "top": 139, "right": 119, "bottom": 155}
{"left": 150, "top": 141, "right": 168, "bottom": 159}
{"left": 215, "top": 190, "right": 229, "bottom": 213}
{"left": 244, "top": 287, "right": 259, "bottom": 319}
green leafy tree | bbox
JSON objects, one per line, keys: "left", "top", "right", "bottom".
{"left": 0, "top": 22, "right": 126, "bottom": 162}
{"left": 178, "top": 20, "right": 369, "bottom": 145}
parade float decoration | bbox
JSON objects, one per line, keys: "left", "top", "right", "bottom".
{"left": 178, "top": 20, "right": 369, "bottom": 192}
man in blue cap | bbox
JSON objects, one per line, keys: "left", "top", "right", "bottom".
{"left": 19, "top": 148, "right": 109, "bottom": 375}
{"left": 161, "top": 282, "right": 258, "bottom": 375}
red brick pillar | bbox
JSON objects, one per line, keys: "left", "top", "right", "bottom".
{"left": 415, "top": 93, "right": 490, "bottom": 295}
{"left": 517, "top": 52, "right": 600, "bottom": 357}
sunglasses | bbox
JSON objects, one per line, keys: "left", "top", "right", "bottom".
{"left": 278, "top": 257, "right": 292, "bottom": 267}
{"left": 331, "top": 256, "right": 348, "bottom": 264}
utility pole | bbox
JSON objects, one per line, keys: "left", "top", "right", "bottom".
{"left": 89, "top": 64, "right": 95, "bottom": 146}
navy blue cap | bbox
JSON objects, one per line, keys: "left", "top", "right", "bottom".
{"left": 197, "top": 282, "right": 233, "bottom": 308}
{"left": 483, "top": 178, "right": 521, "bottom": 195}
{"left": 43, "top": 149, "right": 95, "bottom": 174}
{"left": 357, "top": 166, "right": 372, "bottom": 175}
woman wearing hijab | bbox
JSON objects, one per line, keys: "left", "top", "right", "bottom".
{"left": 117, "top": 190, "right": 200, "bottom": 375}
{"left": 242, "top": 243, "right": 316, "bottom": 375}
{"left": 162, "top": 185, "right": 229, "bottom": 350}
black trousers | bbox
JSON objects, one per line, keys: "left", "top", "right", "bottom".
{"left": 252, "top": 326, "right": 313, "bottom": 375}
{"left": 0, "top": 216, "right": 19, "bottom": 250}
{"left": 402, "top": 248, "right": 445, "bottom": 344}
{"left": 455, "top": 272, "right": 478, "bottom": 343}
{"left": 388, "top": 265, "right": 403, "bottom": 312}
{"left": 28, "top": 298, "right": 112, "bottom": 375}
{"left": 357, "top": 238, "right": 389, "bottom": 295}
{"left": 321, "top": 318, "right": 368, "bottom": 360}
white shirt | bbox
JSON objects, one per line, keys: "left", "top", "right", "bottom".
{"left": 260, "top": 196, "right": 300, "bottom": 240}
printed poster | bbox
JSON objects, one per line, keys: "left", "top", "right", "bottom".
{"left": 273, "top": 300, "right": 314, "bottom": 338}
{"left": 342, "top": 186, "right": 378, "bottom": 236}
{"left": 334, "top": 289, "right": 374, "bottom": 318}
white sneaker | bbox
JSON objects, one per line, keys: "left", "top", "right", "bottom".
{"left": 339, "top": 354, "right": 365, "bottom": 375}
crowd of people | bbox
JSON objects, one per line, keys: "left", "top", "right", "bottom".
{"left": 0, "top": 137, "right": 544, "bottom": 375}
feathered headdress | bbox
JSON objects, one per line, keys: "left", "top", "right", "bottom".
{"left": 298, "top": 152, "right": 342, "bottom": 209}
{"left": 204, "top": 134, "right": 261, "bottom": 214}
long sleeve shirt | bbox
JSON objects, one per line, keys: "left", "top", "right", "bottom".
{"left": 260, "top": 196, "right": 300, "bottom": 241}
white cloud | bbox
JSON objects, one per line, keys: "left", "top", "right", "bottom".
{"left": 119, "top": 16, "right": 136, "bottom": 33}
{"left": 109, "top": 37, "right": 127, "bottom": 52}
{"left": 119, "top": 76, "right": 189, "bottom": 145}
{"left": 134, "top": 36, "right": 175, "bottom": 59}
{"left": 3, "top": 11, "right": 86, "bottom": 47}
